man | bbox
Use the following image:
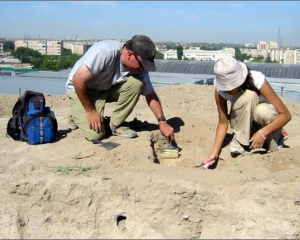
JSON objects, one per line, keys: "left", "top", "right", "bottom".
{"left": 66, "top": 35, "right": 174, "bottom": 142}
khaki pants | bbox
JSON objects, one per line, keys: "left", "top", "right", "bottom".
{"left": 66, "top": 76, "right": 144, "bottom": 141}
{"left": 229, "top": 89, "right": 282, "bottom": 151}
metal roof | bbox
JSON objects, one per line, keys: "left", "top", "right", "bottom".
{"left": 154, "top": 60, "right": 300, "bottom": 79}
{"left": 2, "top": 60, "right": 300, "bottom": 80}
{"left": 1, "top": 61, "right": 300, "bottom": 103}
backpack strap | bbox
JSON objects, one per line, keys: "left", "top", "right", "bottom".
{"left": 18, "top": 115, "right": 27, "bottom": 141}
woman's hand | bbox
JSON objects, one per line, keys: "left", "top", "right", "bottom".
{"left": 203, "top": 153, "right": 218, "bottom": 166}
{"left": 249, "top": 130, "right": 266, "bottom": 150}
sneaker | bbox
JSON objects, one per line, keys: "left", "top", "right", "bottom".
{"left": 110, "top": 123, "right": 138, "bottom": 138}
{"left": 282, "top": 129, "right": 288, "bottom": 140}
{"left": 277, "top": 134, "right": 284, "bottom": 149}
{"left": 230, "top": 135, "right": 245, "bottom": 157}
{"left": 67, "top": 115, "right": 78, "bottom": 130}
{"left": 267, "top": 131, "right": 285, "bottom": 152}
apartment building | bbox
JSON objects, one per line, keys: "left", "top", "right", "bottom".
{"left": 46, "top": 40, "right": 62, "bottom": 55}
{"left": 241, "top": 45, "right": 300, "bottom": 64}
{"left": 11, "top": 38, "right": 300, "bottom": 64}
{"left": 156, "top": 45, "right": 168, "bottom": 52}
{"left": 257, "top": 40, "right": 279, "bottom": 50}
{"left": 269, "top": 48, "right": 300, "bottom": 64}
{"left": 15, "top": 39, "right": 62, "bottom": 55}
{"left": 294, "top": 49, "right": 300, "bottom": 64}
{"left": 62, "top": 40, "right": 95, "bottom": 55}
{"left": 240, "top": 40, "right": 300, "bottom": 64}
{"left": 241, "top": 48, "right": 269, "bottom": 59}
{"left": 164, "top": 48, "right": 233, "bottom": 61}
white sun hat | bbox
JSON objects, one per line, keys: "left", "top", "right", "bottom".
{"left": 214, "top": 58, "right": 248, "bottom": 91}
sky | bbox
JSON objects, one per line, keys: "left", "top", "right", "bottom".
{"left": 1, "top": 1, "right": 300, "bottom": 47}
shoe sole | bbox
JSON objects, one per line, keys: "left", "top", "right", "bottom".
{"left": 68, "top": 125, "right": 78, "bottom": 130}
{"left": 112, "top": 132, "right": 138, "bottom": 138}
{"left": 230, "top": 151, "right": 244, "bottom": 158}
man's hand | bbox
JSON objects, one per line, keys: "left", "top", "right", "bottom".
{"left": 158, "top": 121, "right": 174, "bottom": 143}
{"left": 86, "top": 110, "right": 103, "bottom": 134}
{"left": 145, "top": 90, "right": 175, "bottom": 142}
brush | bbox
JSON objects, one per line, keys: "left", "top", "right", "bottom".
{"left": 159, "top": 139, "right": 179, "bottom": 159}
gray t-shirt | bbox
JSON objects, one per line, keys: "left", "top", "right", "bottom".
{"left": 66, "top": 40, "right": 154, "bottom": 95}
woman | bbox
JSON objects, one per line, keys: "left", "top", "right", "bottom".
{"left": 203, "top": 58, "right": 291, "bottom": 168}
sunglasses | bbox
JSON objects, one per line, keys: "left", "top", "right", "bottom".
{"left": 133, "top": 53, "right": 144, "bottom": 69}
{"left": 125, "top": 46, "right": 144, "bottom": 69}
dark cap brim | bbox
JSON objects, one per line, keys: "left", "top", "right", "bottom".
{"left": 141, "top": 58, "right": 156, "bottom": 71}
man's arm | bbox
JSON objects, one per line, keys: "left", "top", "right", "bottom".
{"left": 73, "top": 64, "right": 102, "bottom": 133}
{"left": 145, "top": 90, "right": 174, "bottom": 141}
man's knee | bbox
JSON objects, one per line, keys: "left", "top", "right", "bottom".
{"left": 127, "top": 76, "right": 144, "bottom": 93}
{"left": 83, "top": 128, "right": 106, "bottom": 141}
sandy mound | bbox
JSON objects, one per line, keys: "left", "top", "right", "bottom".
{"left": 0, "top": 84, "right": 299, "bottom": 239}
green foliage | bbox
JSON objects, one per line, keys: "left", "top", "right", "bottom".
{"left": 234, "top": 48, "right": 251, "bottom": 62}
{"left": 155, "top": 50, "right": 164, "bottom": 60}
{"left": 177, "top": 44, "right": 183, "bottom": 60}
{"left": 41, "top": 56, "right": 58, "bottom": 71}
{"left": 12, "top": 47, "right": 42, "bottom": 63}
{"left": 62, "top": 48, "right": 72, "bottom": 56}
{"left": 31, "top": 57, "right": 44, "bottom": 69}
{"left": 200, "top": 46, "right": 220, "bottom": 51}
{"left": 11, "top": 47, "right": 81, "bottom": 71}
{"left": 166, "top": 43, "right": 177, "bottom": 50}
{"left": 46, "top": 165, "right": 99, "bottom": 177}
{"left": 2, "top": 41, "right": 15, "bottom": 50}
{"left": 262, "top": 53, "right": 278, "bottom": 63}
{"left": 252, "top": 55, "right": 264, "bottom": 62}
{"left": 12, "top": 47, "right": 45, "bottom": 68}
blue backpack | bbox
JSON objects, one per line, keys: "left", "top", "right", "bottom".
{"left": 6, "top": 90, "right": 58, "bottom": 145}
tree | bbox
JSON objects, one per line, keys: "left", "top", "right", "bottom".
{"left": 62, "top": 48, "right": 72, "bottom": 56}
{"left": 2, "top": 41, "right": 14, "bottom": 51}
{"left": 200, "top": 46, "right": 220, "bottom": 51}
{"left": 11, "top": 46, "right": 81, "bottom": 71}
{"left": 177, "top": 44, "right": 183, "bottom": 60}
{"left": 265, "top": 53, "right": 272, "bottom": 63}
{"left": 31, "top": 57, "right": 44, "bottom": 69}
{"left": 12, "top": 47, "right": 43, "bottom": 65}
{"left": 12, "top": 47, "right": 42, "bottom": 60}
{"left": 41, "top": 56, "right": 59, "bottom": 71}
{"left": 166, "top": 43, "right": 177, "bottom": 50}
{"left": 252, "top": 56, "right": 264, "bottom": 62}
{"left": 234, "top": 48, "right": 251, "bottom": 62}
{"left": 155, "top": 51, "right": 164, "bottom": 60}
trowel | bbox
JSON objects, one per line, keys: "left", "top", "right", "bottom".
{"left": 159, "top": 139, "right": 179, "bottom": 159}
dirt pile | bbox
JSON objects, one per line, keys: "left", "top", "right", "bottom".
{"left": 0, "top": 84, "right": 299, "bottom": 239}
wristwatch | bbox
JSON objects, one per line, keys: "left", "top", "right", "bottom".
{"left": 158, "top": 116, "right": 167, "bottom": 122}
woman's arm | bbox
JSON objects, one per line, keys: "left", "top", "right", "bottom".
{"left": 253, "top": 80, "right": 291, "bottom": 142}
{"left": 204, "top": 89, "right": 229, "bottom": 165}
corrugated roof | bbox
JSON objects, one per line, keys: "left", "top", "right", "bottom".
{"left": 154, "top": 60, "right": 300, "bottom": 79}
{"left": 2, "top": 60, "right": 300, "bottom": 79}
